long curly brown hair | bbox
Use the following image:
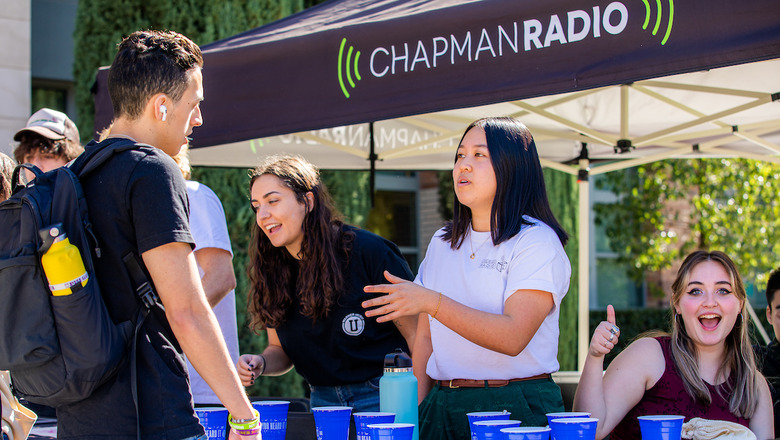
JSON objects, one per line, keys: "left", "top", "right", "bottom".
{"left": 247, "top": 155, "right": 353, "bottom": 331}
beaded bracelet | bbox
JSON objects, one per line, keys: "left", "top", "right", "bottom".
{"left": 432, "top": 292, "right": 442, "bottom": 320}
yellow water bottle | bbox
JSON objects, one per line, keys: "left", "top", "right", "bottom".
{"left": 39, "top": 224, "right": 89, "bottom": 296}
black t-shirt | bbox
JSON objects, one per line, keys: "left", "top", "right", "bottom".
{"left": 275, "top": 225, "right": 412, "bottom": 386}
{"left": 754, "top": 340, "right": 780, "bottom": 437}
{"left": 55, "top": 139, "right": 202, "bottom": 440}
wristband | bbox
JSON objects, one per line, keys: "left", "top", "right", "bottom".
{"left": 229, "top": 408, "right": 260, "bottom": 431}
{"left": 258, "top": 354, "right": 267, "bottom": 376}
{"left": 232, "top": 426, "right": 261, "bottom": 436}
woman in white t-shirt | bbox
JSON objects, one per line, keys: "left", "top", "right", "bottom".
{"left": 363, "top": 117, "right": 572, "bottom": 440}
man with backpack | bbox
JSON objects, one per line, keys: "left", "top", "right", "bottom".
{"left": 52, "top": 30, "right": 259, "bottom": 439}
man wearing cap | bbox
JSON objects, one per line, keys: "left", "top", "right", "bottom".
{"left": 13, "top": 108, "right": 83, "bottom": 173}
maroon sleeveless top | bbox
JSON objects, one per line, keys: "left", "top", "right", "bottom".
{"left": 609, "top": 337, "right": 749, "bottom": 440}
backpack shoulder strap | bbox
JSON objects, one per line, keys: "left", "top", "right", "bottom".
{"left": 9, "top": 163, "right": 44, "bottom": 193}
{"left": 122, "top": 251, "right": 166, "bottom": 440}
{"left": 70, "top": 138, "right": 141, "bottom": 177}
{"left": 122, "top": 252, "right": 161, "bottom": 311}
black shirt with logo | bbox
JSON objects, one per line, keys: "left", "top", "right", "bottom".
{"left": 275, "top": 225, "right": 412, "bottom": 386}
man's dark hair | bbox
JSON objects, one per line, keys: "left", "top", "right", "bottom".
{"left": 108, "top": 30, "right": 203, "bottom": 120}
{"left": 766, "top": 267, "right": 780, "bottom": 305}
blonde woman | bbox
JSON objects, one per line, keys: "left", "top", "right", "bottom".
{"left": 574, "top": 250, "right": 773, "bottom": 439}
{"left": 0, "top": 153, "right": 13, "bottom": 201}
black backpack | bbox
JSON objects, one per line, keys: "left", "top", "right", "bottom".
{"left": 0, "top": 139, "right": 158, "bottom": 408}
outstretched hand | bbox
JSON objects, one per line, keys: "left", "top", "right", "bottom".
{"left": 362, "top": 271, "right": 437, "bottom": 323}
{"left": 588, "top": 305, "right": 620, "bottom": 358}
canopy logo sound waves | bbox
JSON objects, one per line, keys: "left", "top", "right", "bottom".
{"left": 338, "top": 38, "right": 362, "bottom": 98}
{"left": 336, "top": 0, "right": 674, "bottom": 99}
{"left": 642, "top": 0, "right": 674, "bottom": 45}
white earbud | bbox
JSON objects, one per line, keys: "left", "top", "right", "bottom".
{"left": 160, "top": 104, "right": 168, "bottom": 121}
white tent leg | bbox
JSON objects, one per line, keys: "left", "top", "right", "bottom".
{"left": 578, "top": 168, "right": 590, "bottom": 370}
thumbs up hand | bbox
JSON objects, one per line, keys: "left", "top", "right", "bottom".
{"left": 588, "top": 305, "right": 621, "bottom": 358}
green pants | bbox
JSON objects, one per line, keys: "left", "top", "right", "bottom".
{"left": 418, "top": 377, "right": 564, "bottom": 440}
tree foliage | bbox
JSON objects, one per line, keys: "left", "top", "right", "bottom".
{"left": 321, "top": 170, "right": 370, "bottom": 228}
{"left": 594, "top": 158, "right": 780, "bottom": 287}
{"left": 544, "top": 169, "right": 579, "bottom": 371}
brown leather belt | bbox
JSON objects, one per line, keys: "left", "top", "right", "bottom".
{"left": 437, "top": 373, "right": 551, "bottom": 388}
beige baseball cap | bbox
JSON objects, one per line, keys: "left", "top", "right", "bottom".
{"left": 14, "top": 108, "right": 80, "bottom": 144}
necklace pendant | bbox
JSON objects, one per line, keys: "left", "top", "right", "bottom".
{"left": 470, "top": 253, "right": 475, "bottom": 259}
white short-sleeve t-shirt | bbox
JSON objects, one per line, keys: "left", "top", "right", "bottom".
{"left": 185, "top": 181, "right": 240, "bottom": 404}
{"left": 415, "top": 216, "right": 571, "bottom": 380}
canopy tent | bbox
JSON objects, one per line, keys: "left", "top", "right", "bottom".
{"left": 93, "top": 0, "right": 780, "bottom": 367}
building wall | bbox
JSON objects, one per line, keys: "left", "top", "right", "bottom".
{"left": 418, "top": 170, "right": 445, "bottom": 262}
{"left": 0, "top": 0, "right": 31, "bottom": 157}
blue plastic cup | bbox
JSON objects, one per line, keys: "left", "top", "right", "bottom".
{"left": 545, "top": 412, "right": 591, "bottom": 425}
{"left": 312, "top": 406, "right": 353, "bottom": 440}
{"left": 548, "top": 417, "right": 598, "bottom": 440}
{"left": 252, "top": 400, "right": 290, "bottom": 440}
{"left": 354, "top": 412, "right": 396, "bottom": 440}
{"left": 367, "top": 422, "right": 415, "bottom": 440}
{"left": 467, "top": 411, "right": 511, "bottom": 440}
{"left": 472, "top": 419, "right": 522, "bottom": 440}
{"left": 637, "top": 415, "right": 685, "bottom": 440}
{"left": 501, "top": 426, "right": 552, "bottom": 440}
{"left": 195, "top": 407, "right": 229, "bottom": 440}
{"left": 544, "top": 413, "right": 591, "bottom": 440}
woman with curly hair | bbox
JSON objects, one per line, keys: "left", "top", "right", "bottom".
{"left": 574, "top": 250, "right": 773, "bottom": 439}
{"left": 237, "top": 155, "right": 416, "bottom": 411}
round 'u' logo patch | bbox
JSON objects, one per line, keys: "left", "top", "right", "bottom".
{"left": 342, "top": 313, "right": 365, "bottom": 336}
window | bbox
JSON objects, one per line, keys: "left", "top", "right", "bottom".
{"left": 365, "top": 173, "right": 419, "bottom": 271}
{"left": 31, "top": 87, "right": 68, "bottom": 114}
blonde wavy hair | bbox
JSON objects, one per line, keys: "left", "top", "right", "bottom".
{"left": 669, "top": 250, "right": 759, "bottom": 418}
{"left": 0, "top": 152, "right": 15, "bottom": 201}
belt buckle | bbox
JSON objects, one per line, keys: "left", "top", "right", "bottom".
{"left": 448, "top": 380, "right": 459, "bottom": 389}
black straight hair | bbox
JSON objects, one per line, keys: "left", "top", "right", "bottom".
{"left": 443, "top": 117, "right": 568, "bottom": 248}
{"left": 767, "top": 266, "right": 780, "bottom": 306}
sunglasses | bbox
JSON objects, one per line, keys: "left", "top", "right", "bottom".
{"left": 19, "top": 134, "right": 64, "bottom": 154}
